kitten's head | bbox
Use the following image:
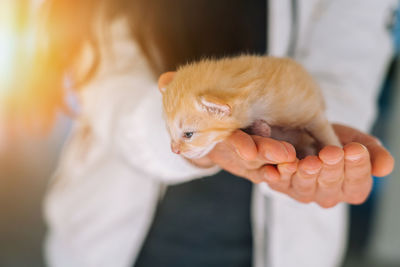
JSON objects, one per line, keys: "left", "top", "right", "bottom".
{"left": 159, "top": 71, "right": 240, "bottom": 159}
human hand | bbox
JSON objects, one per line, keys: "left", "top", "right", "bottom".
{"left": 262, "top": 124, "right": 395, "bottom": 208}
{"left": 158, "top": 72, "right": 394, "bottom": 207}
{"left": 189, "top": 129, "right": 297, "bottom": 183}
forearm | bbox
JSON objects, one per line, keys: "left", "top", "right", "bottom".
{"left": 116, "top": 88, "right": 220, "bottom": 184}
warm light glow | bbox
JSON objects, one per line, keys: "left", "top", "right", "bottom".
{"left": 0, "top": 1, "right": 37, "bottom": 93}
{"left": 0, "top": 29, "right": 16, "bottom": 89}
{"left": 0, "top": 2, "right": 16, "bottom": 90}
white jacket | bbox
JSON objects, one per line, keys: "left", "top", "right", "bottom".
{"left": 44, "top": 1, "right": 396, "bottom": 267}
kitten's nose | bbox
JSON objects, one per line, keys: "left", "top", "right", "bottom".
{"left": 171, "top": 142, "right": 181, "bottom": 154}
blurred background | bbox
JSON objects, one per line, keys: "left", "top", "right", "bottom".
{"left": 0, "top": 1, "right": 399, "bottom": 266}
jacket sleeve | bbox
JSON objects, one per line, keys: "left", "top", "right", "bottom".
{"left": 114, "top": 84, "right": 220, "bottom": 185}
{"left": 260, "top": 0, "right": 397, "bottom": 197}
{"left": 45, "top": 67, "right": 220, "bottom": 267}
{"left": 45, "top": 19, "right": 220, "bottom": 267}
{"left": 80, "top": 18, "right": 221, "bottom": 185}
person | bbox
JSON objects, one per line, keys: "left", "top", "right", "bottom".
{"left": 36, "top": 0, "right": 396, "bottom": 267}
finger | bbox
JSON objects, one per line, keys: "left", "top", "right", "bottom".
{"left": 315, "top": 146, "right": 344, "bottom": 208}
{"left": 349, "top": 132, "right": 394, "bottom": 177}
{"left": 258, "top": 165, "right": 292, "bottom": 195}
{"left": 333, "top": 124, "right": 394, "bottom": 177}
{"left": 262, "top": 161, "right": 298, "bottom": 194}
{"left": 264, "top": 165, "right": 281, "bottom": 183}
{"left": 227, "top": 130, "right": 258, "bottom": 161}
{"left": 363, "top": 139, "right": 394, "bottom": 177}
{"left": 252, "top": 136, "right": 296, "bottom": 164}
{"left": 342, "top": 142, "right": 373, "bottom": 204}
{"left": 291, "top": 156, "right": 321, "bottom": 202}
{"left": 245, "top": 164, "right": 280, "bottom": 184}
{"left": 276, "top": 160, "right": 298, "bottom": 188}
{"left": 251, "top": 163, "right": 297, "bottom": 192}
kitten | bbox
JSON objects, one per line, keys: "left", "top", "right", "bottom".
{"left": 159, "top": 55, "right": 341, "bottom": 159}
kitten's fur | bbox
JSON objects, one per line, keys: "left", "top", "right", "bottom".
{"left": 160, "top": 55, "right": 341, "bottom": 159}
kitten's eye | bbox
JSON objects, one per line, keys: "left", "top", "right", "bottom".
{"left": 183, "top": 132, "right": 194, "bottom": 139}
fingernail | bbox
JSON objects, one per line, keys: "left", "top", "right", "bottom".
{"left": 305, "top": 168, "right": 320, "bottom": 175}
{"left": 324, "top": 157, "right": 342, "bottom": 165}
{"left": 287, "top": 162, "right": 298, "bottom": 173}
{"left": 280, "top": 162, "right": 297, "bottom": 173}
{"left": 345, "top": 153, "right": 362, "bottom": 161}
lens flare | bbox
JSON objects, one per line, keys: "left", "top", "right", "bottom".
{"left": 0, "top": 2, "right": 17, "bottom": 91}
{"left": 0, "top": 1, "right": 37, "bottom": 94}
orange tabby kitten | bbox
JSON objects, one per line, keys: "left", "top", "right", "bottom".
{"left": 159, "top": 55, "right": 341, "bottom": 159}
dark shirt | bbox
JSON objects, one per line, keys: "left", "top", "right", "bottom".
{"left": 135, "top": 173, "right": 253, "bottom": 267}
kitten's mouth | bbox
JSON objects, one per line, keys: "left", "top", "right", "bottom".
{"left": 182, "top": 149, "right": 210, "bottom": 159}
{"left": 181, "top": 143, "right": 217, "bottom": 159}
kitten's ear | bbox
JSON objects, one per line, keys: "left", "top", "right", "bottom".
{"left": 158, "top": 71, "right": 176, "bottom": 93}
{"left": 197, "top": 95, "right": 232, "bottom": 117}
